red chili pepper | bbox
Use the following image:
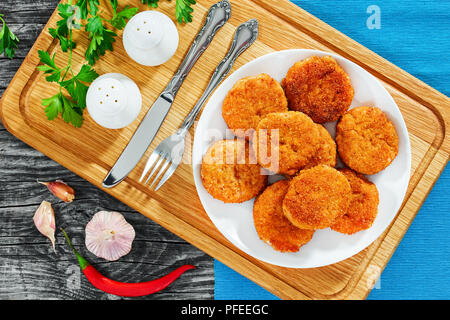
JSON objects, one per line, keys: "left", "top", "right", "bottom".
{"left": 61, "top": 228, "right": 195, "bottom": 297}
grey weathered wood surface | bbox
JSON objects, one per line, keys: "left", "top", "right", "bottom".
{"left": 0, "top": 0, "right": 214, "bottom": 300}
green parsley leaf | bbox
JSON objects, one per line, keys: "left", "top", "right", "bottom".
{"left": 175, "top": 0, "right": 196, "bottom": 24}
{"left": 75, "top": 64, "right": 99, "bottom": 83}
{"left": 42, "top": 93, "right": 63, "bottom": 121}
{"left": 49, "top": 28, "right": 76, "bottom": 52}
{"left": 62, "top": 79, "right": 89, "bottom": 109}
{"left": 88, "top": 0, "right": 101, "bottom": 16}
{"left": 85, "top": 17, "right": 117, "bottom": 65}
{"left": 60, "top": 64, "right": 98, "bottom": 109}
{"left": 110, "top": 0, "right": 119, "bottom": 11}
{"left": 140, "top": 0, "right": 196, "bottom": 24}
{"left": 61, "top": 94, "right": 84, "bottom": 128}
{"left": 39, "top": 55, "right": 98, "bottom": 126}
{"left": 37, "top": 50, "right": 55, "bottom": 67}
{"left": 77, "top": 0, "right": 100, "bottom": 20}
{"left": 110, "top": 6, "right": 139, "bottom": 30}
{"left": 85, "top": 15, "right": 103, "bottom": 34}
{"left": 0, "top": 14, "right": 20, "bottom": 59}
{"left": 42, "top": 93, "right": 83, "bottom": 128}
{"left": 48, "top": 3, "right": 79, "bottom": 52}
{"left": 37, "top": 50, "right": 62, "bottom": 83}
{"left": 141, "top": 0, "right": 160, "bottom": 8}
{"left": 76, "top": 0, "right": 89, "bottom": 20}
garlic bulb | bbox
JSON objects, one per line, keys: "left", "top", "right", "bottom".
{"left": 85, "top": 211, "right": 135, "bottom": 261}
{"left": 33, "top": 201, "right": 56, "bottom": 252}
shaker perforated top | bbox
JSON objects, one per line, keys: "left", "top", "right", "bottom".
{"left": 86, "top": 73, "right": 142, "bottom": 129}
{"left": 123, "top": 11, "right": 179, "bottom": 66}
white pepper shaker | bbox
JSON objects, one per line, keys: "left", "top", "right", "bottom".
{"left": 86, "top": 73, "right": 142, "bottom": 129}
{"left": 123, "top": 11, "right": 179, "bottom": 66}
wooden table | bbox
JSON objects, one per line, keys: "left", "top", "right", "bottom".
{"left": 0, "top": 0, "right": 213, "bottom": 300}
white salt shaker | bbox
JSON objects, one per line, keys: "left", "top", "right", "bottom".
{"left": 86, "top": 73, "right": 142, "bottom": 129}
{"left": 123, "top": 11, "right": 179, "bottom": 66}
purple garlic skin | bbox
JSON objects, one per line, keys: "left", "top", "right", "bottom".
{"left": 85, "top": 211, "right": 135, "bottom": 261}
{"left": 33, "top": 201, "right": 56, "bottom": 252}
{"left": 39, "top": 180, "right": 75, "bottom": 203}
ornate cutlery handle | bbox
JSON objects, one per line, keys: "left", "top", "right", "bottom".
{"left": 163, "top": 0, "right": 231, "bottom": 100}
{"left": 179, "top": 19, "right": 259, "bottom": 133}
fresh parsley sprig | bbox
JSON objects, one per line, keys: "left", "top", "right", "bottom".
{"left": 141, "top": 0, "right": 160, "bottom": 8}
{"left": 141, "top": 0, "right": 197, "bottom": 24}
{"left": 48, "top": 3, "right": 79, "bottom": 52}
{"left": 0, "top": 14, "right": 20, "bottom": 59}
{"left": 38, "top": 2, "right": 100, "bottom": 127}
{"left": 38, "top": 0, "right": 138, "bottom": 127}
{"left": 109, "top": 1, "right": 139, "bottom": 30}
{"left": 38, "top": 0, "right": 197, "bottom": 128}
{"left": 84, "top": 15, "right": 117, "bottom": 65}
{"left": 77, "top": 0, "right": 100, "bottom": 19}
{"left": 175, "top": 0, "right": 196, "bottom": 24}
{"left": 84, "top": 0, "right": 138, "bottom": 65}
{"left": 37, "top": 45, "right": 99, "bottom": 127}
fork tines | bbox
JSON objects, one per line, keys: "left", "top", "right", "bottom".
{"left": 139, "top": 152, "right": 172, "bottom": 191}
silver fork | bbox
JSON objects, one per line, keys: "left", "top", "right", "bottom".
{"left": 139, "top": 19, "right": 259, "bottom": 191}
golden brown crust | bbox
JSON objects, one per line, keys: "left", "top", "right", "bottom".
{"left": 282, "top": 165, "right": 352, "bottom": 230}
{"left": 336, "top": 106, "right": 399, "bottom": 175}
{"left": 306, "top": 124, "right": 337, "bottom": 168}
{"left": 251, "top": 111, "right": 320, "bottom": 176}
{"left": 331, "top": 168, "right": 379, "bottom": 234}
{"left": 201, "top": 139, "right": 267, "bottom": 203}
{"left": 222, "top": 74, "right": 288, "bottom": 139}
{"left": 282, "top": 56, "right": 354, "bottom": 123}
{"left": 253, "top": 180, "right": 315, "bottom": 252}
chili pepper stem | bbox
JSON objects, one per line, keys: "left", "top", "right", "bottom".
{"left": 37, "top": 180, "right": 49, "bottom": 186}
{"left": 60, "top": 227, "right": 90, "bottom": 270}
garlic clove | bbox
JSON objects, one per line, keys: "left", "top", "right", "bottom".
{"left": 38, "top": 180, "right": 75, "bottom": 203}
{"left": 33, "top": 201, "right": 56, "bottom": 252}
{"left": 85, "top": 211, "right": 135, "bottom": 261}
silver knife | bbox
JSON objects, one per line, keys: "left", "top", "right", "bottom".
{"left": 103, "top": 0, "right": 232, "bottom": 188}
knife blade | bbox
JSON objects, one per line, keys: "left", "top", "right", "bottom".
{"left": 102, "top": 0, "right": 231, "bottom": 188}
{"left": 103, "top": 93, "right": 172, "bottom": 188}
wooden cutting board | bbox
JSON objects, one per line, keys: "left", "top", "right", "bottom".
{"left": 1, "top": 0, "right": 449, "bottom": 299}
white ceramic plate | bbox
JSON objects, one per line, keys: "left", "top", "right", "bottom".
{"left": 192, "top": 49, "right": 411, "bottom": 268}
